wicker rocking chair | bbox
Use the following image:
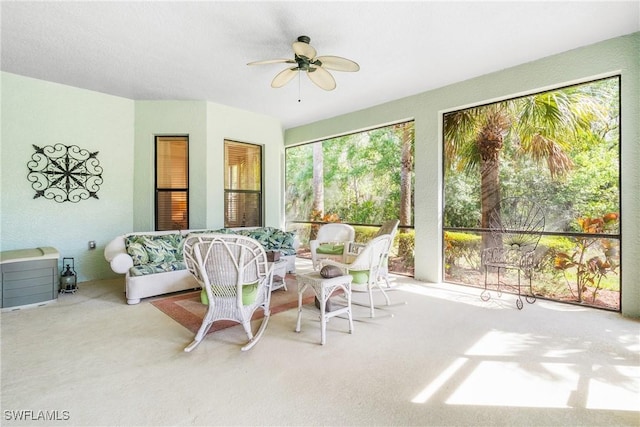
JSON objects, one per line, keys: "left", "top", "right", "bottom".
{"left": 182, "top": 233, "right": 273, "bottom": 351}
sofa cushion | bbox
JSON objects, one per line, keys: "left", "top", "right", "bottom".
{"left": 124, "top": 235, "right": 150, "bottom": 266}
{"left": 200, "top": 282, "right": 259, "bottom": 306}
{"left": 188, "top": 229, "right": 222, "bottom": 235}
{"left": 317, "top": 243, "right": 345, "bottom": 255}
{"left": 129, "top": 261, "right": 187, "bottom": 277}
{"left": 269, "top": 228, "right": 296, "bottom": 252}
{"left": 124, "top": 233, "right": 185, "bottom": 266}
{"left": 349, "top": 270, "right": 369, "bottom": 284}
{"left": 140, "top": 234, "right": 185, "bottom": 263}
{"left": 211, "top": 228, "right": 237, "bottom": 234}
{"left": 236, "top": 228, "right": 271, "bottom": 246}
{"left": 216, "top": 227, "right": 297, "bottom": 256}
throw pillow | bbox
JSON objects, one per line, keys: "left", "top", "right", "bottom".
{"left": 316, "top": 243, "right": 344, "bottom": 255}
{"left": 141, "top": 234, "right": 184, "bottom": 263}
{"left": 320, "top": 265, "right": 343, "bottom": 278}
{"left": 349, "top": 270, "right": 369, "bottom": 284}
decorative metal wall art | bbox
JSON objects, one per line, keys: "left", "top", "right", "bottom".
{"left": 27, "top": 144, "right": 103, "bottom": 203}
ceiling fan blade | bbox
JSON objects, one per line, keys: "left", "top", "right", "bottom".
{"left": 315, "top": 55, "right": 360, "bottom": 72}
{"left": 271, "top": 67, "right": 298, "bottom": 88}
{"left": 307, "top": 66, "right": 336, "bottom": 91}
{"left": 292, "top": 41, "right": 317, "bottom": 59}
{"left": 247, "top": 59, "right": 295, "bottom": 66}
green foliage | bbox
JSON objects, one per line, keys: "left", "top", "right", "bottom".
{"left": 288, "top": 223, "right": 311, "bottom": 246}
{"left": 443, "top": 77, "right": 620, "bottom": 233}
{"left": 554, "top": 214, "right": 620, "bottom": 303}
{"left": 444, "top": 231, "right": 481, "bottom": 271}
{"left": 352, "top": 225, "right": 378, "bottom": 243}
{"left": 444, "top": 173, "right": 480, "bottom": 227}
{"left": 285, "top": 144, "right": 315, "bottom": 222}
{"left": 285, "top": 122, "right": 414, "bottom": 226}
{"left": 397, "top": 230, "right": 415, "bottom": 265}
{"left": 536, "top": 235, "right": 575, "bottom": 276}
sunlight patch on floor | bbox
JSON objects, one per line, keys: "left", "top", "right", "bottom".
{"left": 411, "top": 358, "right": 469, "bottom": 404}
{"left": 446, "top": 361, "right": 578, "bottom": 408}
{"left": 411, "top": 329, "right": 640, "bottom": 412}
{"left": 587, "top": 365, "right": 640, "bottom": 411}
{"left": 465, "top": 330, "right": 539, "bottom": 356}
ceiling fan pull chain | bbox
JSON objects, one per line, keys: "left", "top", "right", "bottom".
{"left": 298, "top": 70, "right": 302, "bottom": 103}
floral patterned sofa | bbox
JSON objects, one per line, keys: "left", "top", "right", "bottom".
{"left": 104, "top": 227, "right": 298, "bottom": 304}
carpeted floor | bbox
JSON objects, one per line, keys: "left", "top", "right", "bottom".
{"left": 1, "top": 258, "right": 638, "bottom": 426}
{"left": 150, "top": 275, "right": 315, "bottom": 334}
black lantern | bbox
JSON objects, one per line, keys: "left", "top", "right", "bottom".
{"left": 59, "top": 257, "right": 78, "bottom": 294}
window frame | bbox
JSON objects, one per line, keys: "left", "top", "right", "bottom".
{"left": 224, "top": 139, "right": 263, "bottom": 228}
{"left": 154, "top": 135, "right": 189, "bottom": 231}
{"left": 440, "top": 75, "right": 622, "bottom": 311}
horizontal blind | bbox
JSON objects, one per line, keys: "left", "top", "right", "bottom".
{"left": 157, "top": 137, "right": 188, "bottom": 189}
{"left": 225, "top": 140, "right": 261, "bottom": 191}
{"left": 156, "top": 136, "right": 188, "bottom": 231}
{"left": 224, "top": 140, "right": 262, "bottom": 227}
{"left": 157, "top": 191, "right": 188, "bottom": 230}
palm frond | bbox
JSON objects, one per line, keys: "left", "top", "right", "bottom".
{"left": 444, "top": 110, "right": 481, "bottom": 172}
{"left": 529, "top": 134, "right": 574, "bottom": 178}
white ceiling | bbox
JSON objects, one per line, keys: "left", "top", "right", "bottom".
{"left": 2, "top": 1, "right": 639, "bottom": 129}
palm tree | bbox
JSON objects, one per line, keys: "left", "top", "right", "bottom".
{"left": 444, "top": 89, "right": 602, "bottom": 250}
{"left": 397, "top": 122, "right": 414, "bottom": 232}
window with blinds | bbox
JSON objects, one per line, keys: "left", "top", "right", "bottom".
{"left": 155, "top": 136, "right": 188, "bottom": 231}
{"left": 224, "top": 140, "right": 262, "bottom": 228}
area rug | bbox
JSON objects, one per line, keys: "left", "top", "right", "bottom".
{"left": 150, "top": 275, "right": 314, "bottom": 335}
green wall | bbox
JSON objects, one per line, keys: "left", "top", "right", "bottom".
{"left": 1, "top": 72, "right": 135, "bottom": 281}
{"left": 134, "top": 101, "right": 208, "bottom": 231}
{"left": 205, "top": 102, "right": 285, "bottom": 228}
{"left": 1, "top": 76, "right": 285, "bottom": 284}
{"left": 285, "top": 33, "right": 640, "bottom": 317}
{"left": 134, "top": 101, "right": 285, "bottom": 231}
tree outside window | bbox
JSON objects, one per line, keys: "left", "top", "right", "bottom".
{"left": 443, "top": 77, "right": 620, "bottom": 310}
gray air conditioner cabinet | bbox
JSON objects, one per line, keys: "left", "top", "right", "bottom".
{"left": 0, "top": 247, "right": 60, "bottom": 309}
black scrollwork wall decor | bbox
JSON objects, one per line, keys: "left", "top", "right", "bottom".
{"left": 27, "top": 144, "right": 103, "bottom": 203}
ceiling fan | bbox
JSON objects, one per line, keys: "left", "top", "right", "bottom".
{"left": 247, "top": 35, "right": 359, "bottom": 91}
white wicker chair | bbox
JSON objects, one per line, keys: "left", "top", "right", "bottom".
{"left": 309, "top": 223, "right": 356, "bottom": 271}
{"left": 182, "top": 233, "right": 273, "bottom": 352}
{"left": 347, "top": 219, "right": 399, "bottom": 287}
{"left": 321, "top": 234, "right": 392, "bottom": 318}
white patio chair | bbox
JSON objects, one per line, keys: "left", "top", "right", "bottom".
{"left": 321, "top": 234, "right": 393, "bottom": 318}
{"left": 309, "top": 223, "right": 356, "bottom": 271}
{"left": 346, "top": 219, "right": 400, "bottom": 287}
{"left": 182, "top": 233, "right": 273, "bottom": 351}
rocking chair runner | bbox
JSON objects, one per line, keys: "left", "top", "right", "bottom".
{"left": 481, "top": 197, "right": 545, "bottom": 309}
{"left": 182, "top": 233, "right": 273, "bottom": 351}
